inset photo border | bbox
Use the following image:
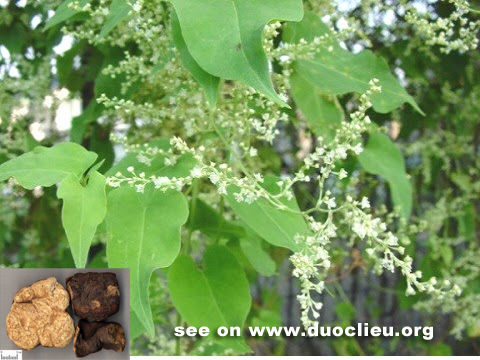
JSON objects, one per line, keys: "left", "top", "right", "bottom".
{"left": 0, "top": 268, "right": 130, "bottom": 360}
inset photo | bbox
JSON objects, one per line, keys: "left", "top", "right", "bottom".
{"left": 0, "top": 268, "right": 130, "bottom": 360}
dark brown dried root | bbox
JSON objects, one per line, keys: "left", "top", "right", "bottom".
{"left": 66, "top": 272, "right": 120, "bottom": 321}
{"left": 73, "top": 319, "right": 125, "bottom": 358}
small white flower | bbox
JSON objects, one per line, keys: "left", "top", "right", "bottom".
{"left": 405, "top": 285, "right": 416, "bottom": 296}
{"left": 132, "top": 2, "right": 142, "bottom": 12}
{"left": 253, "top": 173, "right": 264, "bottom": 182}
{"left": 32, "top": 186, "right": 44, "bottom": 198}
{"left": 136, "top": 154, "right": 151, "bottom": 165}
{"left": 127, "top": 166, "right": 135, "bottom": 173}
{"left": 53, "top": 88, "right": 69, "bottom": 101}
{"left": 249, "top": 147, "right": 258, "bottom": 157}
{"left": 153, "top": 176, "right": 170, "bottom": 188}
{"left": 360, "top": 196, "right": 370, "bottom": 209}
{"left": 135, "top": 183, "right": 145, "bottom": 193}
{"left": 43, "top": 95, "right": 54, "bottom": 109}
{"left": 352, "top": 143, "right": 363, "bottom": 155}
{"left": 338, "top": 168, "right": 348, "bottom": 179}
{"left": 325, "top": 197, "right": 336, "bottom": 209}
{"left": 190, "top": 166, "right": 203, "bottom": 178}
{"left": 352, "top": 221, "right": 367, "bottom": 239}
{"left": 209, "top": 172, "right": 220, "bottom": 184}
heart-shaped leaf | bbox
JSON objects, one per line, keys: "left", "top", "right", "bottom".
{"left": 171, "top": 10, "right": 220, "bottom": 106}
{"left": 224, "top": 176, "right": 309, "bottom": 251}
{"left": 358, "top": 132, "right": 412, "bottom": 219}
{"left": 240, "top": 227, "right": 276, "bottom": 277}
{"left": 168, "top": 245, "right": 251, "bottom": 353}
{"left": 0, "top": 142, "right": 97, "bottom": 189}
{"left": 106, "top": 186, "right": 189, "bottom": 337}
{"left": 170, "top": 0, "right": 303, "bottom": 106}
{"left": 290, "top": 72, "right": 343, "bottom": 142}
{"left": 57, "top": 171, "right": 107, "bottom": 268}
{"left": 284, "top": 12, "right": 423, "bottom": 114}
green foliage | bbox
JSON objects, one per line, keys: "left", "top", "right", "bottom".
{"left": 295, "top": 51, "right": 422, "bottom": 114}
{"left": 99, "top": 0, "right": 132, "bottom": 38}
{"left": 225, "top": 177, "right": 308, "bottom": 251}
{"left": 168, "top": 245, "right": 251, "bottom": 353}
{"left": 187, "top": 199, "right": 246, "bottom": 240}
{"left": 239, "top": 227, "right": 276, "bottom": 277}
{"left": 106, "top": 139, "right": 195, "bottom": 179}
{"left": 171, "top": 11, "right": 220, "bottom": 106}
{"left": 0, "top": 142, "right": 97, "bottom": 189}
{"left": 170, "top": 0, "right": 303, "bottom": 105}
{"left": 284, "top": 12, "right": 423, "bottom": 114}
{"left": 358, "top": 132, "right": 412, "bottom": 219}
{"left": 106, "top": 186, "right": 188, "bottom": 337}
{"left": 57, "top": 170, "right": 107, "bottom": 268}
{"left": 45, "top": 0, "right": 89, "bottom": 29}
{"left": 290, "top": 72, "right": 343, "bottom": 142}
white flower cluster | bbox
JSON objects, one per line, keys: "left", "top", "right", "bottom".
{"left": 288, "top": 79, "right": 462, "bottom": 329}
{"left": 272, "top": 35, "right": 336, "bottom": 66}
{"left": 291, "top": 215, "right": 336, "bottom": 328}
{"left": 345, "top": 204, "right": 439, "bottom": 297}
{"left": 415, "top": 248, "right": 480, "bottom": 338}
{"left": 106, "top": 136, "right": 269, "bottom": 203}
{"left": 290, "top": 80, "right": 380, "bottom": 328}
{"left": 405, "top": 0, "right": 479, "bottom": 53}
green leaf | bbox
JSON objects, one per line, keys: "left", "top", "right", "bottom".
{"left": 130, "top": 309, "right": 146, "bottom": 340}
{"left": 106, "top": 186, "right": 188, "bottom": 337}
{"left": 335, "top": 302, "right": 356, "bottom": 322}
{"left": 225, "top": 176, "right": 308, "bottom": 251}
{"left": 428, "top": 344, "right": 452, "bottom": 356}
{"left": 0, "top": 142, "right": 97, "bottom": 189}
{"left": 171, "top": 10, "right": 220, "bottom": 106}
{"left": 290, "top": 72, "right": 343, "bottom": 142}
{"left": 89, "top": 125, "right": 115, "bottom": 173}
{"left": 45, "top": 0, "right": 89, "bottom": 30}
{"left": 99, "top": 0, "right": 132, "bottom": 37}
{"left": 240, "top": 227, "right": 276, "bottom": 276}
{"left": 57, "top": 171, "right": 107, "bottom": 268}
{"left": 358, "top": 132, "right": 412, "bottom": 218}
{"left": 187, "top": 199, "right": 246, "bottom": 240}
{"left": 106, "top": 139, "right": 195, "bottom": 179}
{"left": 458, "top": 203, "right": 475, "bottom": 243}
{"left": 284, "top": 12, "right": 423, "bottom": 114}
{"left": 169, "top": 0, "right": 303, "bottom": 106}
{"left": 439, "top": 244, "right": 453, "bottom": 266}
{"left": 250, "top": 309, "right": 282, "bottom": 331}
{"left": 0, "top": 23, "right": 26, "bottom": 54}
{"left": 94, "top": 47, "right": 138, "bottom": 99}
{"left": 168, "top": 245, "right": 251, "bottom": 353}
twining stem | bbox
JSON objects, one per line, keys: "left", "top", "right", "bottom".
{"left": 184, "top": 178, "right": 200, "bottom": 254}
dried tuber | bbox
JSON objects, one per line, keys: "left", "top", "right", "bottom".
{"left": 5, "top": 277, "right": 75, "bottom": 350}
{"left": 73, "top": 319, "right": 126, "bottom": 357}
{"left": 66, "top": 272, "right": 120, "bottom": 321}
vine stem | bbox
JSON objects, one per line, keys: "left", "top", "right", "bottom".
{"left": 207, "top": 110, "right": 307, "bottom": 216}
{"left": 184, "top": 178, "right": 200, "bottom": 254}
